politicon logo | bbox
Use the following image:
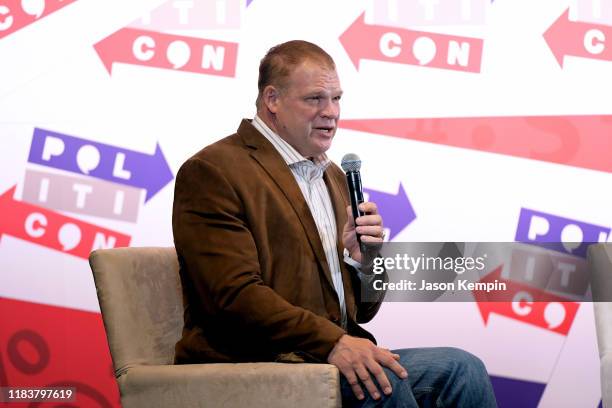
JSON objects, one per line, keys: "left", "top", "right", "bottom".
{"left": 475, "top": 208, "right": 612, "bottom": 337}
{"left": 545, "top": 8, "right": 612, "bottom": 68}
{"left": 515, "top": 208, "right": 610, "bottom": 258}
{"left": 0, "top": 128, "right": 174, "bottom": 259}
{"left": 340, "top": 12, "right": 483, "bottom": 73}
{"left": 572, "top": 0, "right": 612, "bottom": 25}
{"left": 0, "top": 186, "right": 131, "bottom": 259}
{"left": 473, "top": 245, "right": 584, "bottom": 336}
{"left": 131, "top": 0, "right": 243, "bottom": 31}
{"left": 95, "top": 0, "right": 244, "bottom": 77}
{"left": 473, "top": 264, "right": 580, "bottom": 336}
{"left": 27, "top": 128, "right": 173, "bottom": 203}
{"left": 371, "top": 0, "right": 489, "bottom": 26}
{"left": 472, "top": 207, "right": 606, "bottom": 337}
{"left": 341, "top": 0, "right": 488, "bottom": 73}
{"left": 22, "top": 170, "right": 141, "bottom": 222}
{"left": 0, "top": 0, "right": 77, "bottom": 40}
{"left": 95, "top": 28, "right": 238, "bottom": 77}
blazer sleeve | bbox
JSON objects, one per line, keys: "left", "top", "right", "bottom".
{"left": 346, "top": 260, "right": 388, "bottom": 324}
{"left": 172, "top": 157, "right": 346, "bottom": 362}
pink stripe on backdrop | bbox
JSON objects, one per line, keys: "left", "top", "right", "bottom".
{"left": 340, "top": 115, "right": 612, "bottom": 173}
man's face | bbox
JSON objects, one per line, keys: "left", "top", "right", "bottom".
{"left": 269, "top": 61, "right": 342, "bottom": 158}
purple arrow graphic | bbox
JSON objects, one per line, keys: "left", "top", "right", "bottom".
{"left": 28, "top": 128, "right": 173, "bottom": 202}
{"left": 489, "top": 375, "right": 545, "bottom": 408}
{"left": 514, "top": 208, "right": 608, "bottom": 258}
{"left": 246, "top": 0, "right": 254, "bottom": 6}
{"left": 363, "top": 183, "right": 416, "bottom": 240}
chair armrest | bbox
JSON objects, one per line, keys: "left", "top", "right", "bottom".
{"left": 117, "top": 362, "right": 341, "bottom": 408}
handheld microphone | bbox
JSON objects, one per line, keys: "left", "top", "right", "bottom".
{"left": 341, "top": 153, "right": 365, "bottom": 252}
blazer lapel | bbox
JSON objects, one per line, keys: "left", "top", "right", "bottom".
{"left": 238, "top": 120, "right": 336, "bottom": 292}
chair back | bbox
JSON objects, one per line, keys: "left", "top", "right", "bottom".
{"left": 89, "top": 247, "right": 183, "bottom": 376}
{"left": 587, "top": 244, "right": 612, "bottom": 408}
{"left": 588, "top": 244, "right": 612, "bottom": 357}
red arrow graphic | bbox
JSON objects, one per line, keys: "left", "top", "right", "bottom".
{"left": 94, "top": 27, "right": 238, "bottom": 77}
{"left": 0, "top": 186, "right": 130, "bottom": 260}
{"left": 339, "top": 12, "right": 483, "bottom": 73}
{"left": 0, "top": 298, "right": 120, "bottom": 406}
{"left": 339, "top": 115, "right": 612, "bottom": 174}
{"left": 544, "top": 8, "right": 612, "bottom": 67}
{"left": 0, "top": 0, "right": 77, "bottom": 41}
{"left": 474, "top": 266, "right": 579, "bottom": 336}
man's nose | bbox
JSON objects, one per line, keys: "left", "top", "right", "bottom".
{"left": 320, "top": 99, "right": 340, "bottom": 119}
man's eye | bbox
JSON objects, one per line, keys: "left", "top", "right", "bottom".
{"left": 333, "top": 95, "right": 342, "bottom": 101}
{"left": 308, "top": 96, "right": 321, "bottom": 101}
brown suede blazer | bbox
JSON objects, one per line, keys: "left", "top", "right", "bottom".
{"left": 172, "top": 119, "right": 383, "bottom": 364}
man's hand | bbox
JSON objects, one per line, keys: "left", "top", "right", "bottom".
{"left": 328, "top": 335, "right": 407, "bottom": 400}
{"left": 342, "top": 202, "right": 384, "bottom": 264}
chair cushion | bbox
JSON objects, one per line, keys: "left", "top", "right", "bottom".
{"left": 118, "top": 362, "right": 341, "bottom": 408}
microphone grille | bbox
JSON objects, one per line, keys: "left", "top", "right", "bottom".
{"left": 341, "top": 153, "right": 361, "bottom": 172}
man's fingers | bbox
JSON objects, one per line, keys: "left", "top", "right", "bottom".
{"left": 342, "top": 369, "right": 365, "bottom": 401}
{"left": 360, "top": 236, "right": 384, "bottom": 245}
{"left": 379, "top": 348, "right": 401, "bottom": 361}
{"left": 348, "top": 202, "right": 382, "bottom": 224}
{"left": 328, "top": 336, "right": 403, "bottom": 401}
{"left": 355, "top": 364, "right": 382, "bottom": 400}
{"left": 358, "top": 202, "right": 378, "bottom": 215}
{"left": 365, "top": 360, "right": 393, "bottom": 396}
{"left": 355, "top": 225, "right": 384, "bottom": 238}
{"left": 355, "top": 214, "right": 382, "bottom": 227}
{"left": 378, "top": 353, "right": 408, "bottom": 380}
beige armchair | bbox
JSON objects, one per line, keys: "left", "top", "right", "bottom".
{"left": 89, "top": 247, "right": 341, "bottom": 408}
{"left": 587, "top": 244, "right": 612, "bottom": 408}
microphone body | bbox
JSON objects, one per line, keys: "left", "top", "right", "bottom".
{"left": 346, "top": 170, "right": 365, "bottom": 223}
{"left": 341, "top": 154, "right": 366, "bottom": 253}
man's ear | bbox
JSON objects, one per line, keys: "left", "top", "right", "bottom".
{"left": 262, "top": 85, "right": 281, "bottom": 114}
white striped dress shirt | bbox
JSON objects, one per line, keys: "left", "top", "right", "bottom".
{"left": 252, "top": 115, "right": 348, "bottom": 329}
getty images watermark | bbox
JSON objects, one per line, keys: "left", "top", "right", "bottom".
{"left": 360, "top": 242, "right": 605, "bottom": 303}
{"left": 371, "top": 251, "right": 497, "bottom": 292}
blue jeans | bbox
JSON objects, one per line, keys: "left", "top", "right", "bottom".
{"left": 340, "top": 347, "right": 497, "bottom": 408}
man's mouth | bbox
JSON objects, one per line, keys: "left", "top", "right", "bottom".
{"left": 314, "top": 126, "right": 334, "bottom": 135}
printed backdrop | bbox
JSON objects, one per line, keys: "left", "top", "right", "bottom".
{"left": 1, "top": 0, "right": 611, "bottom": 406}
